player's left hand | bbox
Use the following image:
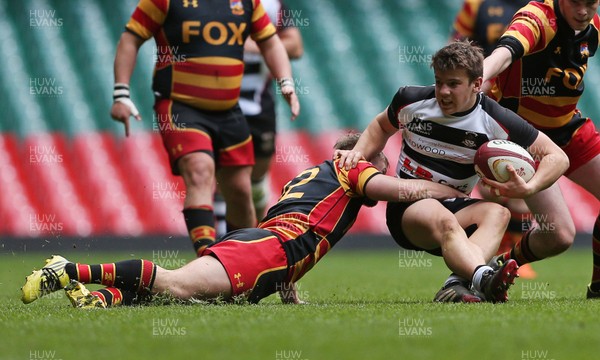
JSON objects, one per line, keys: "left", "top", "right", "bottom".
{"left": 334, "top": 149, "right": 364, "bottom": 170}
{"left": 480, "top": 164, "right": 534, "bottom": 199}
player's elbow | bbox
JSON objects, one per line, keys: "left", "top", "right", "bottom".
{"left": 557, "top": 151, "right": 570, "bottom": 175}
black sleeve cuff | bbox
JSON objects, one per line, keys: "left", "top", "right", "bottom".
{"left": 496, "top": 36, "right": 525, "bottom": 62}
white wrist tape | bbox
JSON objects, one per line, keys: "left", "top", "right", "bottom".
{"left": 277, "top": 77, "right": 294, "bottom": 88}
{"left": 113, "top": 83, "right": 140, "bottom": 117}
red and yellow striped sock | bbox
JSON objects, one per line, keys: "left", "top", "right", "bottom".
{"left": 183, "top": 206, "right": 216, "bottom": 257}
{"left": 92, "top": 287, "right": 137, "bottom": 307}
{"left": 497, "top": 228, "right": 538, "bottom": 265}
{"left": 505, "top": 228, "right": 540, "bottom": 266}
{"left": 65, "top": 259, "right": 156, "bottom": 293}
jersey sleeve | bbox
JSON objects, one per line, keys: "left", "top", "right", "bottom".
{"left": 496, "top": 1, "right": 557, "bottom": 60}
{"left": 334, "top": 159, "right": 380, "bottom": 197}
{"left": 386, "top": 86, "right": 436, "bottom": 129}
{"left": 482, "top": 96, "right": 539, "bottom": 148}
{"left": 125, "top": 0, "right": 169, "bottom": 40}
{"left": 452, "top": 0, "right": 483, "bottom": 38}
{"left": 251, "top": 0, "right": 277, "bottom": 42}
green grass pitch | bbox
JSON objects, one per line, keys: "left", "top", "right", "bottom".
{"left": 1, "top": 247, "right": 599, "bottom": 360}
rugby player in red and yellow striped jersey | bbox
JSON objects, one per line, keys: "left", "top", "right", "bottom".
{"left": 22, "top": 134, "right": 470, "bottom": 306}
{"left": 110, "top": 0, "right": 300, "bottom": 257}
{"left": 483, "top": 0, "right": 600, "bottom": 298}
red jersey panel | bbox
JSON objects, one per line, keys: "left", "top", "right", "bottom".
{"left": 126, "top": 0, "right": 276, "bottom": 111}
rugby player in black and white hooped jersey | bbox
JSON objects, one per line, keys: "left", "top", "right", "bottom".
{"left": 451, "top": 0, "right": 539, "bottom": 281}
{"left": 337, "top": 41, "right": 570, "bottom": 303}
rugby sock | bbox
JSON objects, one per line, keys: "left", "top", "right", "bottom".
{"left": 252, "top": 176, "right": 270, "bottom": 222}
{"left": 91, "top": 287, "right": 137, "bottom": 307}
{"left": 589, "top": 215, "right": 600, "bottom": 292}
{"left": 497, "top": 211, "right": 531, "bottom": 254}
{"left": 502, "top": 228, "right": 540, "bottom": 266}
{"left": 471, "top": 265, "right": 494, "bottom": 293}
{"left": 65, "top": 259, "right": 157, "bottom": 293}
{"left": 183, "top": 206, "right": 216, "bottom": 257}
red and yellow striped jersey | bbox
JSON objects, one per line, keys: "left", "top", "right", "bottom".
{"left": 490, "top": 0, "right": 600, "bottom": 131}
{"left": 126, "top": 0, "right": 276, "bottom": 111}
{"left": 258, "top": 159, "right": 380, "bottom": 283}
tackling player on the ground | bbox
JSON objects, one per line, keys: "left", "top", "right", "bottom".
{"left": 21, "top": 134, "right": 520, "bottom": 307}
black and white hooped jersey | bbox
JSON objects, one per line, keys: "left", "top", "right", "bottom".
{"left": 239, "top": 0, "right": 285, "bottom": 116}
{"left": 386, "top": 85, "right": 539, "bottom": 194}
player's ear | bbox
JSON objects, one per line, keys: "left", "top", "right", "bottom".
{"left": 472, "top": 76, "right": 483, "bottom": 92}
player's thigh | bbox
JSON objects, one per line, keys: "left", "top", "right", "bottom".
{"left": 524, "top": 182, "right": 574, "bottom": 230}
{"left": 401, "top": 199, "right": 461, "bottom": 249}
{"left": 567, "top": 154, "right": 600, "bottom": 200}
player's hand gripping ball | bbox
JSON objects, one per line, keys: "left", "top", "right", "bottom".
{"left": 474, "top": 140, "right": 536, "bottom": 183}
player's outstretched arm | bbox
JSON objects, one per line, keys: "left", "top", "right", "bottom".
{"left": 482, "top": 46, "right": 513, "bottom": 93}
{"left": 481, "top": 133, "right": 569, "bottom": 198}
{"left": 365, "top": 176, "right": 467, "bottom": 203}
{"left": 257, "top": 35, "right": 300, "bottom": 120}
{"left": 110, "top": 32, "right": 145, "bottom": 137}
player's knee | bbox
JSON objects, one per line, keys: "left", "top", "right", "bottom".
{"left": 552, "top": 223, "right": 576, "bottom": 253}
{"left": 223, "top": 176, "right": 253, "bottom": 202}
{"left": 486, "top": 203, "right": 511, "bottom": 228}
{"left": 179, "top": 154, "right": 214, "bottom": 188}
{"left": 437, "top": 216, "right": 462, "bottom": 239}
{"left": 532, "top": 220, "right": 575, "bottom": 254}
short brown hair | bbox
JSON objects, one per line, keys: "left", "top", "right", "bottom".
{"left": 431, "top": 41, "right": 484, "bottom": 82}
{"left": 334, "top": 132, "right": 389, "bottom": 171}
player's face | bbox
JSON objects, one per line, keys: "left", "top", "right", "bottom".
{"left": 434, "top": 68, "right": 482, "bottom": 116}
{"left": 559, "top": 0, "right": 599, "bottom": 31}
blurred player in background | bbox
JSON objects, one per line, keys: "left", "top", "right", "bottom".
{"left": 451, "top": 0, "right": 537, "bottom": 279}
{"left": 338, "top": 41, "right": 569, "bottom": 303}
{"left": 482, "top": 0, "right": 600, "bottom": 298}
{"left": 214, "top": 0, "right": 304, "bottom": 237}
{"left": 22, "top": 134, "right": 482, "bottom": 307}
{"left": 110, "top": 0, "right": 299, "bottom": 257}
{"left": 451, "top": 0, "right": 530, "bottom": 56}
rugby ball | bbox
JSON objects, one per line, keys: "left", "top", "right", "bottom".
{"left": 474, "top": 140, "right": 536, "bottom": 183}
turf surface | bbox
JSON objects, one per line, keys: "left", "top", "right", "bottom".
{"left": 1, "top": 247, "right": 598, "bottom": 360}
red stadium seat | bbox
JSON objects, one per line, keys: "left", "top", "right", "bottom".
{"left": 22, "top": 133, "right": 93, "bottom": 237}
{"left": 118, "top": 132, "right": 187, "bottom": 236}
{"left": 0, "top": 134, "right": 41, "bottom": 236}
{"left": 71, "top": 132, "right": 145, "bottom": 235}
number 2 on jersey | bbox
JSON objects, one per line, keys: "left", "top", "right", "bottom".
{"left": 279, "top": 168, "right": 320, "bottom": 201}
